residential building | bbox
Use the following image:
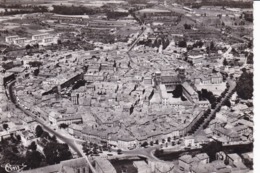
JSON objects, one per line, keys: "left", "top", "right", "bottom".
{"left": 5, "top": 35, "right": 19, "bottom": 43}
{"left": 188, "top": 55, "right": 205, "bottom": 65}
{"left": 22, "top": 158, "right": 90, "bottom": 173}
{"left": 179, "top": 154, "right": 193, "bottom": 171}
{"left": 194, "top": 153, "right": 210, "bottom": 164}
{"left": 94, "top": 158, "right": 116, "bottom": 173}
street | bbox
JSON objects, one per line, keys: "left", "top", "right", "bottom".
{"left": 6, "top": 80, "right": 97, "bottom": 173}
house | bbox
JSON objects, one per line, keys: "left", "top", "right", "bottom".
{"left": 0, "top": 131, "right": 11, "bottom": 141}
{"left": 94, "top": 158, "right": 116, "bottom": 173}
{"left": 211, "top": 73, "right": 223, "bottom": 84}
{"left": 68, "top": 124, "right": 83, "bottom": 138}
{"left": 179, "top": 154, "right": 193, "bottom": 171}
{"left": 133, "top": 161, "right": 152, "bottom": 173}
{"left": 227, "top": 153, "right": 248, "bottom": 171}
{"left": 182, "top": 82, "right": 199, "bottom": 103}
{"left": 5, "top": 35, "right": 19, "bottom": 43}
{"left": 188, "top": 55, "right": 205, "bottom": 65}
{"left": 184, "top": 136, "right": 195, "bottom": 147}
{"left": 148, "top": 161, "right": 175, "bottom": 173}
{"left": 57, "top": 115, "right": 83, "bottom": 125}
{"left": 20, "top": 130, "right": 35, "bottom": 146}
{"left": 194, "top": 153, "right": 209, "bottom": 164}
{"left": 59, "top": 157, "right": 89, "bottom": 173}
{"left": 21, "top": 157, "right": 90, "bottom": 173}
{"left": 227, "top": 153, "right": 242, "bottom": 165}
{"left": 49, "top": 111, "right": 62, "bottom": 125}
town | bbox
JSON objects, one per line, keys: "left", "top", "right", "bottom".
{"left": 0, "top": 0, "right": 254, "bottom": 173}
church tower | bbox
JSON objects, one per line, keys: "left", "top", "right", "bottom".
{"left": 154, "top": 70, "right": 162, "bottom": 86}
{"left": 178, "top": 66, "right": 186, "bottom": 82}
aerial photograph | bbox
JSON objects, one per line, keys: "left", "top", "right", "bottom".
{"left": 0, "top": 0, "right": 254, "bottom": 173}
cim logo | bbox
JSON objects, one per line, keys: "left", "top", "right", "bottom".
{"left": 1, "top": 163, "right": 27, "bottom": 173}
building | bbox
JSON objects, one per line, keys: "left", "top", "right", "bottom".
{"left": 57, "top": 115, "right": 83, "bottom": 125}
{"left": 43, "top": 37, "right": 55, "bottom": 45}
{"left": 94, "top": 158, "right": 116, "bottom": 173}
{"left": 32, "top": 33, "right": 52, "bottom": 40}
{"left": 20, "top": 130, "right": 35, "bottom": 146}
{"left": 188, "top": 55, "right": 205, "bottom": 65}
{"left": 182, "top": 82, "right": 199, "bottom": 103}
{"left": 49, "top": 111, "right": 62, "bottom": 125}
{"left": 194, "top": 153, "right": 210, "bottom": 164}
{"left": 148, "top": 161, "right": 175, "bottom": 173}
{"left": 22, "top": 158, "right": 90, "bottom": 173}
{"left": 227, "top": 153, "right": 242, "bottom": 165}
{"left": 133, "top": 161, "right": 152, "bottom": 173}
{"left": 152, "top": 69, "right": 184, "bottom": 89}
{"left": 13, "top": 38, "right": 28, "bottom": 45}
{"left": 5, "top": 35, "right": 19, "bottom": 43}
{"left": 184, "top": 136, "right": 195, "bottom": 147}
{"left": 179, "top": 155, "right": 193, "bottom": 171}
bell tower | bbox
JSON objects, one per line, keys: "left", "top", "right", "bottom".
{"left": 154, "top": 70, "right": 162, "bottom": 86}
{"left": 178, "top": 66, "right": 186, "bottom": 82}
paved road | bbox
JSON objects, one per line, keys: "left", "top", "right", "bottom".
{"left": 6, "top": 81, "right": 97, "bottom": 173}
{"left": 121, "top": 146, "right": 161, "bottom": 161}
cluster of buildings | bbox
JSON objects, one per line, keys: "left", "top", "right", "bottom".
{"left": 0, "top": 1, "right": 253, "bottom": 172}
{"left": 5, "top": 32, "right": 58, "bottom": 47}
{"left": 203, "top": 99, "right": 253, "bottom": 145}
{"left": 178, "top": 152, "right": 251, "bottom": 173}
{"left": 9, "top": 44, "right": 217, "bottom": 150}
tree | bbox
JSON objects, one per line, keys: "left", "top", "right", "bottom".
{"left": 41, "top": 131, "right": 51, "bottom": 139}
{"left": 43, "top": 142, "right": 72, "bottom": 165}
{"left": 28, "top": 141, "right": 37, "bottom": 151}
{"left": 16, "top": 135, "right": 21, "bottom": 142}
{"left": 224, "top": 158, "right": 229, "bottom": 165}
{"left": 172, "top": 85, "right": 183, "bottom": 98}
{"left": 202, "top": 141, "right": 222, "bottom": 162}
{"left": 29, "top": 61, "right": 42, "bottom": 67}
{"left": 223, "top": 58, "right": 228, "bottom": 66}
{"left": 211, "top": 102, "right": 217, "bottom": 109}
{"left": 184, "top": 23, "right": 191, "bottom": 29}
{"left": 154, "top": 149, "right": 164, "bottom": 156}
{"left": 150, "top": 141, "right": 154, "bottom": 146}
{"left": 178, "top": 40, "right": 187, "bottom": 48}
{"left": 25, "top": 150, "right": 44, "bottom": 169}
{"left": 141, "top": 141, "right": 148, "bottom": 147}
{"left": 25, "top": 44, "right": 31, "bottom": 50}
{"left": 210, "top": 41, "right": 215, "bottom": 50}
{"left": 117, "top": 149, "right": 122, "bottom": 154}
{"left": 236, "top": 71, "right": 253, "bottom": 100}
{"left": 162, "top": 139, "right": 165, "bottom": 143}
{"left": 51, "top": 135, "right": 57, "bottom": 143}
{"left": 224, "top": 100, "right": 231, "bottom": 107}
{"left": 155, "top": 140, "right": 159, "bottom": 144}
{"left": 247, "top": 52, "right": 253, "bottom": 64}
{"left": 35, "top": 125, "right": 44, "bottom": 137}
{"left": 59, "top": 123, "right": 68, "bottom": 129}
{"left": 3, "top": 123, "right": 8, "bottom": 130}
{"left": 57, "top": 39, "right": 62, "bottom": 44}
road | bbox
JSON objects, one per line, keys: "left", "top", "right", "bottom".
{"left": 121, "top": 146, "right": 161, "bottom": 161}
{"left": 6, "top": 81, "right": 97, "bottom": 173}
{"left": 194, "top": 79, "right": 236, "bottom": 135}
{"left": 127, "top": 26, "right": 147, "bottom": 52}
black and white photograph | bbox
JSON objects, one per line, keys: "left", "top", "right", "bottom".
{"left": 0, "top": 0, "right": 254, "bottom": 173}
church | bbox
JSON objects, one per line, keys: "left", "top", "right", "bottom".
{"left": 151, "top": 67, "right": 199, "bottom": 104}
